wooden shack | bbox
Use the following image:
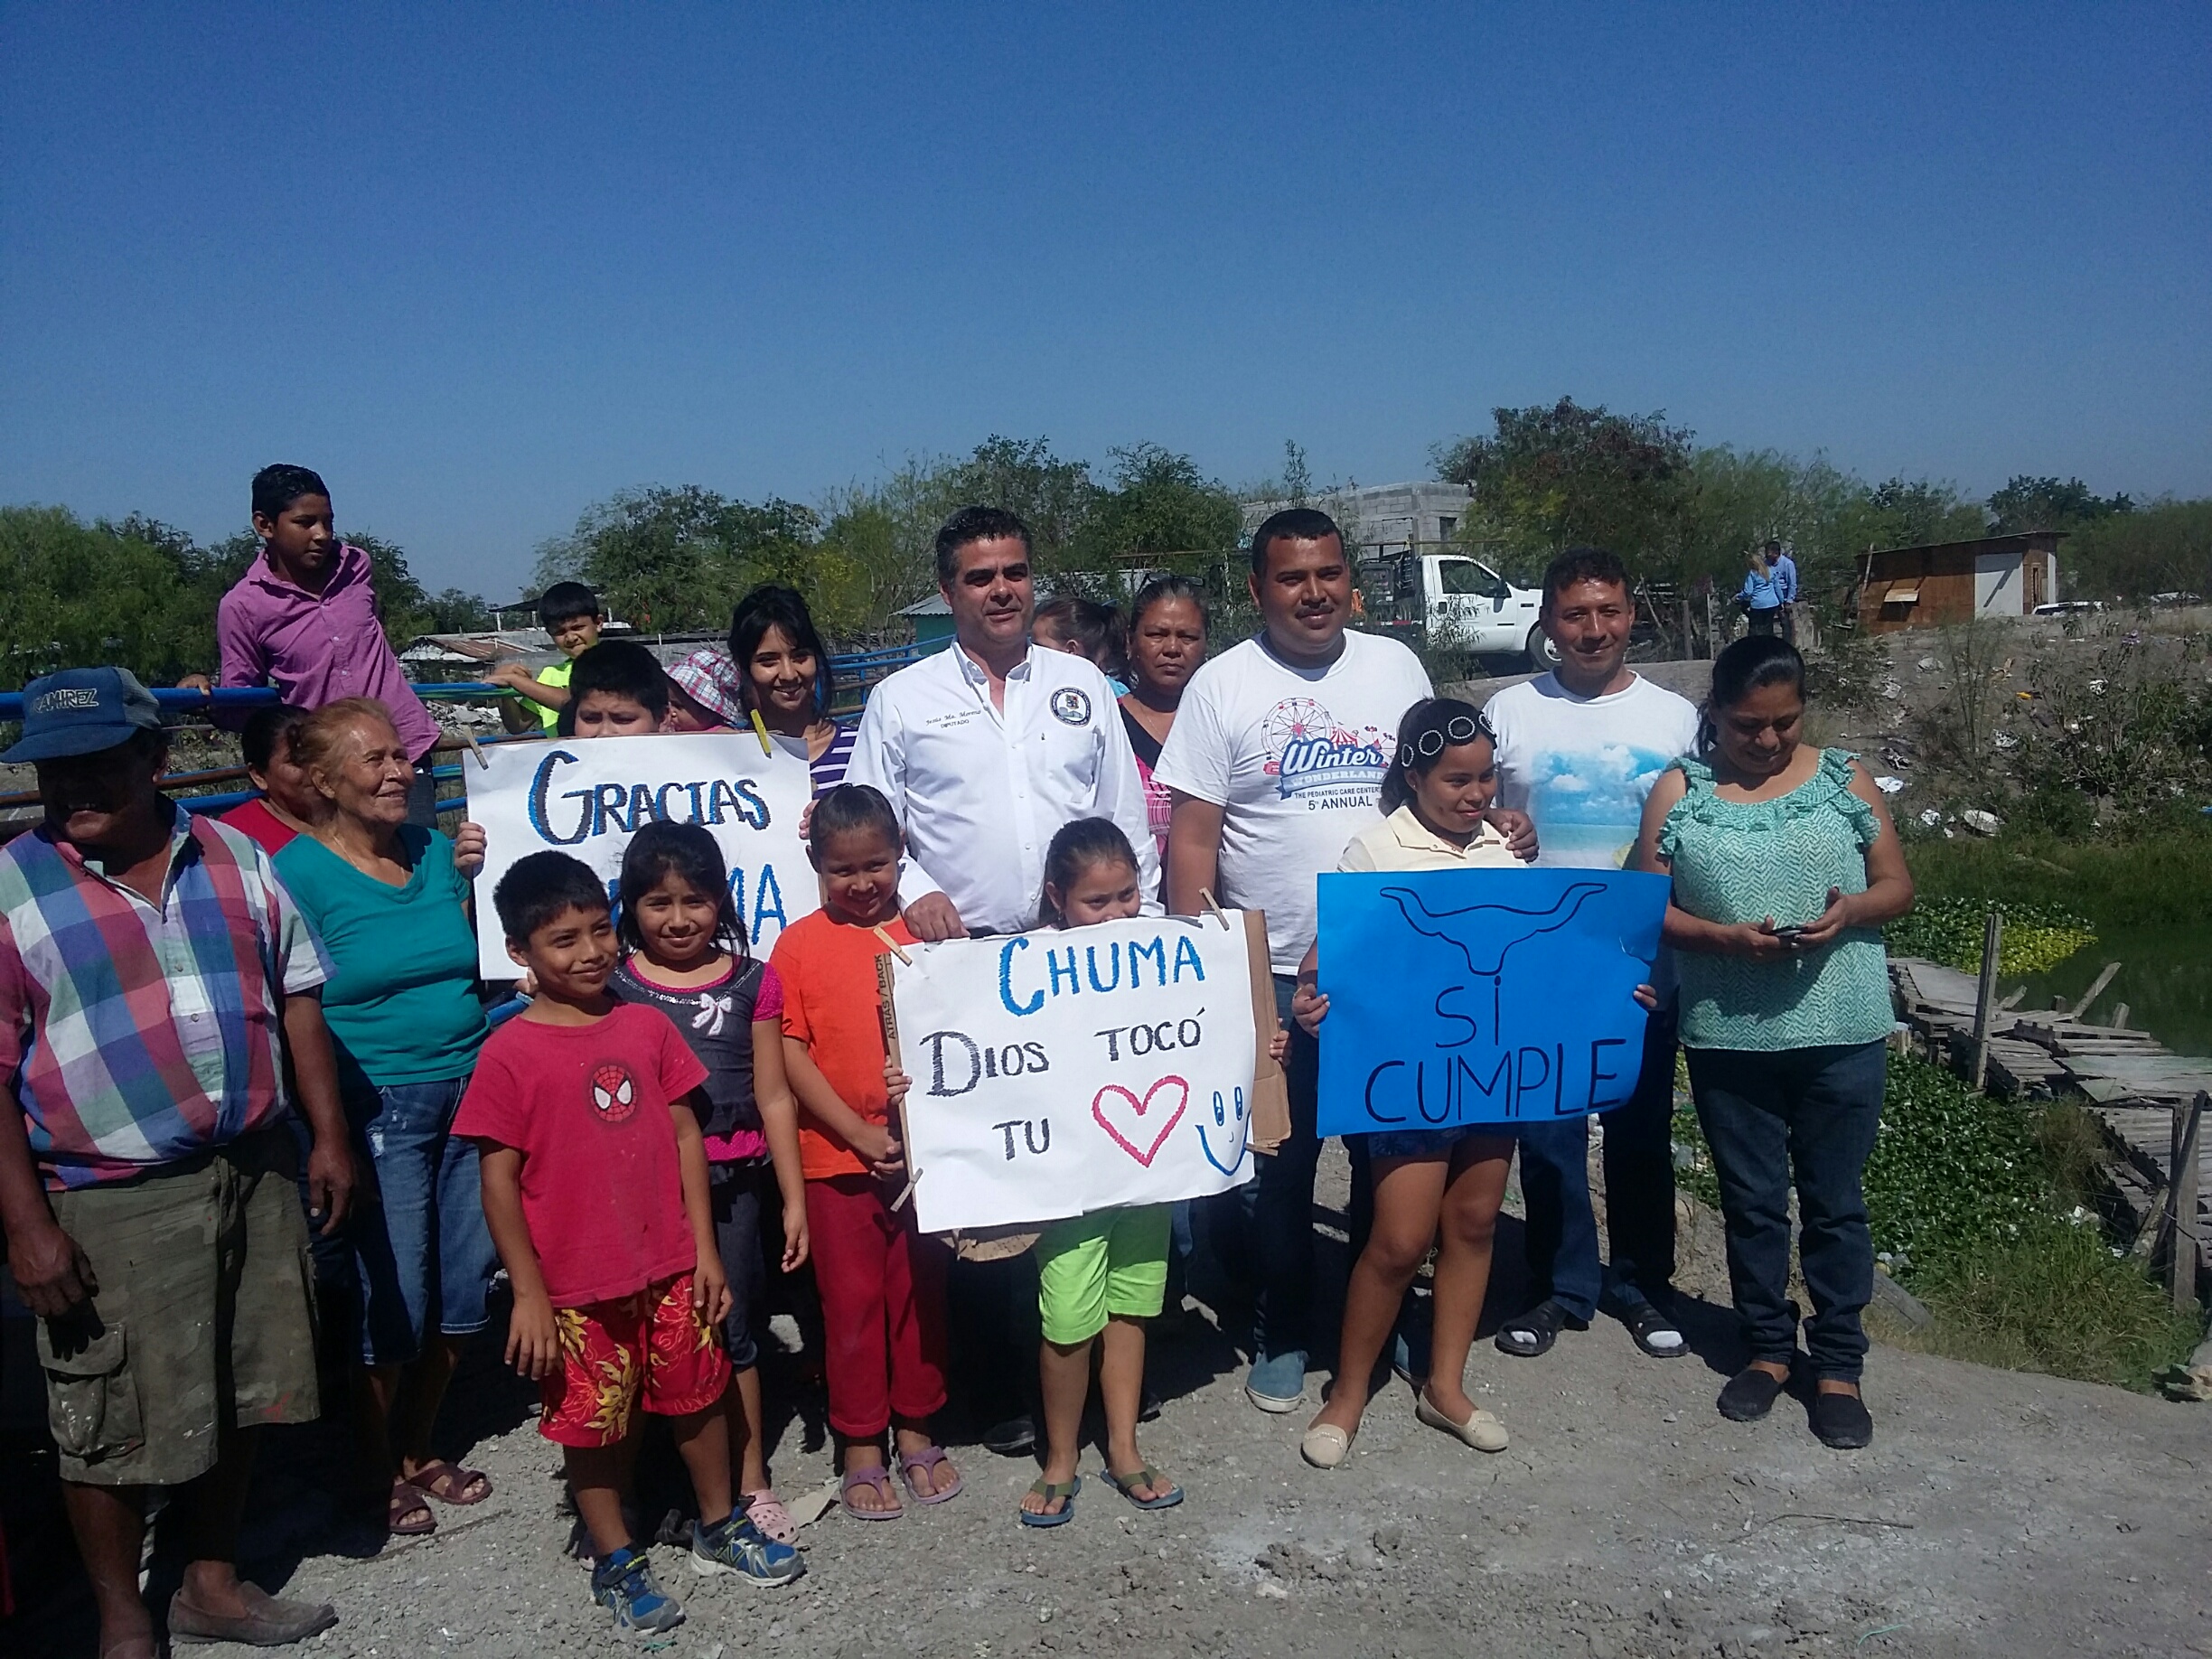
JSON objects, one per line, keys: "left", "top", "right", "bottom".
{"left": 1856, "top": 531, "right": 2063, "bottom": 633}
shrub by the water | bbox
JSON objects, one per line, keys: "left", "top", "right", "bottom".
{"left": 1885, "top": 895, "right": 2095, "bottom": 978}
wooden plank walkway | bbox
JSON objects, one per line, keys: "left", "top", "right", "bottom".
{"left": 1889, "top": 956, "right": 2212, "bottom": 1261}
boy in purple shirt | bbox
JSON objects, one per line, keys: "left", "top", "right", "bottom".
{"left": 183, "top": 465, "right": 444, "bottom": 817}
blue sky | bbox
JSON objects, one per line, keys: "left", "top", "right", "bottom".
{"left": 3, "top": 3, "right": 2206, "bottom": 595}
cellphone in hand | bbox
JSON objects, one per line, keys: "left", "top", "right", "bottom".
{"left": 1769, "top": 923, "right": 1808, "bottom": 941}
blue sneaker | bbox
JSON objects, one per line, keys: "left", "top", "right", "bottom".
{"left": 591, "top": 1546, "right": 685, "bottom": 1633}
{"left": 1245, "top": 1350, "right": 1308, "bottom": 1412}
{"left": 691, "top": 1512, "right": 806, "bottom": 1587}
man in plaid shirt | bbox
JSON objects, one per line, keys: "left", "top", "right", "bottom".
{"left": 0, "top": 668, "right": 357, "bottom": 1656}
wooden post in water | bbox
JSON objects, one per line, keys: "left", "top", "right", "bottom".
{"left": 2171, "top": 1092, "right": 2204, "bottom": 1315}
{"left": 1969, "top": 908, "right": 2003, "bottom": 1092}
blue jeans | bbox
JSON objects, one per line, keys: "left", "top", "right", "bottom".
{"left": 1216, "top": 977, "right": 1322, "bottom": 1364}
{"left": 1514, "top": 1008, "right": 1679, "bottom": 1321}
{"left": 345, "top": 1075, "right": 498, "bottom": 1367}
{"left": 1687, "top": 1041, "right": 1886, "bottom": 1382}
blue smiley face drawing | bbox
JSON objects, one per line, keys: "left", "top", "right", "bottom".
{"left": 1198, "top": 1087, "right": 1251, "bottom": 1177}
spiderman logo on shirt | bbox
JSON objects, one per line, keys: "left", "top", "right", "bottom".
{"left": 589, "top": 1061, "right": 639, "bottom": 1124}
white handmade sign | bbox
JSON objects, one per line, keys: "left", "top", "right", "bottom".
{"left": 465, "top": 732, "right": 817, "bottom": 978}
{"left": 888, "top": 914, "right": 1263, "bottom": 1234}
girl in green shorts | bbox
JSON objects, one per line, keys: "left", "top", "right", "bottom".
{"left": 1017, "top": 820, "right": 1184, "bottom": 1527}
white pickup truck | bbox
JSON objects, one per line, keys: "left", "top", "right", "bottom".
{"left": 1364, "top": 551, "right": 1556, "bottom": 669}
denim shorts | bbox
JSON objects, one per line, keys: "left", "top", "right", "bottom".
{"left": 1364, "top": 1124, "right": 1500, "bottom": 1160}
{"left": 345, "top": 1074, "right": 499, "bottom": 1367}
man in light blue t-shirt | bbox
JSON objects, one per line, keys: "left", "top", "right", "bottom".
{"left": 1484, "top": 548, "right": 1700, "bottom": 1366}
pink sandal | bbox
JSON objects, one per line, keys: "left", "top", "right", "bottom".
{"left": 898, "top": 1445, "right": 963, "bottom": 1505}
{"left": 839, "top": 1465, "right": 903, "bottom": 1521}
{"left": 742, "top": 1487, "right": 798, "bottom": 1544}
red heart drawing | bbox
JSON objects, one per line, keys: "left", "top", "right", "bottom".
{"left": 1091, "top": 1076, "right": 1190, "bottom": 1167}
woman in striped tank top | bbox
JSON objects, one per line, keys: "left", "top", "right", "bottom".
{"left": 728, "top": 584, "right": 856, "bottom": 794}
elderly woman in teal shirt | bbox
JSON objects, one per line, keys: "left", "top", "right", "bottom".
{"left": 1632, "top": 637, "right": 1914, "bottom": 1453}
{"left": 276, "top": 697, "right": 496, "bottom": 1537}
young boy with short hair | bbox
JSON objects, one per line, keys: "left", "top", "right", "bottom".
{"left": 194, "top": 466, "right": 444, "bottom": 813}
{"left": 558, "top": 640, "right": 670, "bottom": 737}
{"left": 454, "top": 853, "right": 802, "bottom": 1632}
{"left": 493, "top": 582, "right": 605, "bottom": 732}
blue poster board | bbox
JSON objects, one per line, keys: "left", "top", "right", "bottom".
{"left": 1315, "top": 868, "right": 1670, "bottom": 1136}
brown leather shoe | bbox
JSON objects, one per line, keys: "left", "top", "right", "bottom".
{"left": 167, "top": 1583, "right": 338, "bottom": 1646}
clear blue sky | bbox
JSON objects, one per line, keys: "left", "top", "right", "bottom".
{"left": 4, "top": 3, "right": 2206, "bottom": 596}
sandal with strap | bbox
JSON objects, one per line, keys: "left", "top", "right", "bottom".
{"left": 1493, "top": 1298, "right": 1588, "bottom": 1358}
{"left": 741, "top": 1487, "right": 799, "bottom": 1545}
{"left": 1622, "top": 1299, "right": 1687, "bottom": 1359}
{"left": 387, "top": 1478, "right": 436, "bottom": 1536}
{"left": 897, "top": 1445, "right": 963, "bottom": 1505}
{"left": 1017, "top": 1475, "right": 1081, "bottom": 1529}
{"left": 839, "top": 1465, "right": 903, "bottom": 1521}
{"left": 1101, "top": 1466, "right": 1183, "bottom": 1511}
{"left": 409, "top": 1459, "right": 494, "bottom": 1504}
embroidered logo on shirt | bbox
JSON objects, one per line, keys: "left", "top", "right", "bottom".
{"left": 1049, "top": 688, "right": 1092, "bottom": 726}
{"left": 588, "top": 1061, "right": 639, "bottom": 1124}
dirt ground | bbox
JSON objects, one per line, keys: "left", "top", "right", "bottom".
{"left": 13, "top": 1139, "right": 2205, "bottom": 1659}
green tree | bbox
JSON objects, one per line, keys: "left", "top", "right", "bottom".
{"left": 1433, "top": 397, "right": 1696, "bottom": 579}
{"left": 533, "top": 486, "right": 831, "bottom": 635}
{"left": 1987, "top": 475, "right": 2134, "bottom": 535}
{"left": 0, "top": 507, "right": 202, "bottom": 689}
{"left": 2064, "top": 498, "right": 2212, "bottom": 599}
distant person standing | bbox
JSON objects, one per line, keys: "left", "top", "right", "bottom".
{"left": 1739, "top": 548, "right": 1785, "bottom": 638}
{"left": 1482, "top": 548, "right": 1701, "bottom": 1365}
{"left": 181, "top": 465, "right": 445, "bottom": 825}
{"left": 0, "top": 669, "right": 353, "bottom": 1656}
{"left": 1764, "top": 540, "right": 1801, "bottom": 643}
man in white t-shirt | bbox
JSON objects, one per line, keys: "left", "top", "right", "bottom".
{"left": 1483, "top": 548, "right": 1701, "bottom": 1365}
{"left": 1157, "top": 508, "right": 1532, "bottom": 1412}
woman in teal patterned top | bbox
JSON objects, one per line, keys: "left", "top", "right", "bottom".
{"left": 1631, "top": 637, "right": 1913, "bottom": 1452}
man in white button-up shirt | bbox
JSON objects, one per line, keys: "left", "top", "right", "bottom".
{"left": 848, "top": 506, "right": 1160, "bottom": 941}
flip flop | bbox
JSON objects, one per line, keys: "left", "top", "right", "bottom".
{"left": 897, "top": 1445, "right": 964, "bottom": 1505}
{"left": 409, "top": 1459, "right": 494, "bottom": 1504}
{"left": 1017, "top": 1475, "right": 1081, "bottom": 1529}
{"left": 839, "top": 1465, "right": 903, "bottom": 1521}
{"left": 387, "top": 1478, "right": 436, "bottom": 1536}
{"left": 1101, "top": 1466, "right": 1183, "bottom": 1511}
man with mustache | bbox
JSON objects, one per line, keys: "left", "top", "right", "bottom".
{"left": 1157, "top": 509, "right": 1532, "bottom": 1413}
{"left": 845, "top": 505, "right": 1159, "bottom": 1451}
{"left": 0, "top": 668, "right": 355, "bottom": 1656}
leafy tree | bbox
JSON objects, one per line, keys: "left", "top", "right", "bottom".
{"left": 2063, "top": 498, "right": 2212, "bottom": 599}
{"left": 1986, "top": 475, "right": 2134, "bottom": 535}
{"left": 1433, "top": 398, "right": 1695, "bottom": 579}
{"left": 1282, "top": 440, "right": 1312, "bottom": 507}
{"left": 533, "top": 485, "right": 832, "bottom": 636}
{"left": 0, "top": 507, "right": 202, "bottom": 689}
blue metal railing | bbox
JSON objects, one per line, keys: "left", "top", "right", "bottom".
{"left": 0, "top": 635, "right": 952, "bottom": 722}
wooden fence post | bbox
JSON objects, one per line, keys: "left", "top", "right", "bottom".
{"left": 1969, "top": 908, "right": 2003, "bottom": 1092}
{"left": 2171, "top": 1092, "right": 2204, "bottom": 1315}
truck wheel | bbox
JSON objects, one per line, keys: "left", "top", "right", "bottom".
{"left": 1525, "top": 624, "right": 1561, "bottom": 670}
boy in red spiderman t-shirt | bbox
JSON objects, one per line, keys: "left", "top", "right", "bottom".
{"left": 455, "top": 853, "right": 802, "bottom": 1636}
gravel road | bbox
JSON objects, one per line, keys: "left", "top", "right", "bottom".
{"left": 14, "top": 1144, "right": 2209, "bottom": 1659}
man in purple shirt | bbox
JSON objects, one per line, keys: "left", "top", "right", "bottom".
{"left": 181, "top": 465, "right": 445, "bottom": 820}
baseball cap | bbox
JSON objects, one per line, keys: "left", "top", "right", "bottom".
{"left": 3, "top": 668, "right": 164, "bottom": 764}
{"left": 665, "top": 649, "right": 748, "bottom": 727}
